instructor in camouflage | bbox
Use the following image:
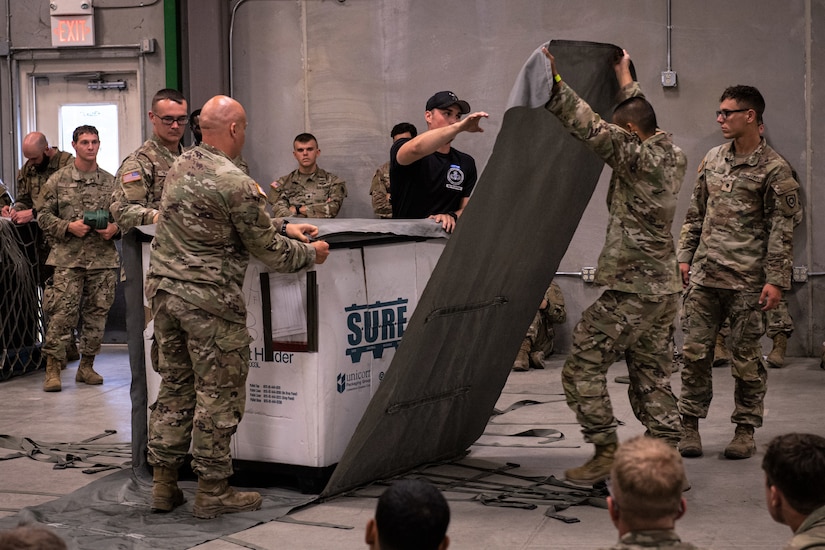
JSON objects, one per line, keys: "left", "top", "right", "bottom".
{"left": 677, "top": 85, "right": 801, "bottom": 460}
{"left": 37, "top": 125, "right": 119, "bottom": 392}
{"left": 543, "top": 47, "right": 687, "bottom": 486}
{"left": 145, "top": 95, "right": 330, "bottom": 519}
{"left": 110, "top": 88, "right": 187, "bottom": 232}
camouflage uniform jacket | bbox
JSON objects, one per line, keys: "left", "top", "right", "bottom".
{"left": 784, "top": 504, "right": 825, "bottom": 550}
{"left": 370, "top": 161, "right": 392, "bottom": 218}
{"left": 547, "top": 81, "right": 687, "bottom": 295}
{"left": 268, "top": 167, "right": 347, "bottom": 218}
{"left": 0, "top": 180, "right": 12, "bottom": 207}
{"left": 14, "top": 148, "right": 74, "bottom": 211}
{"left": 37, "top": 163, "right": 119, "bottom": 269}
{"left": 145, "top": 143, "right": 318, "bottom": 325}
{"left": 602, "top": 529, "right": 703, "bottom": 549}
{"left": 677, "top": 138, "right": 800, "bottom": 291}
{"left": 111, "top": 134, "right": 182, "bottom": 232}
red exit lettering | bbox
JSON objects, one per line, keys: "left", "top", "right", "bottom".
{"left": 53, "top": 19, "right": 91, "bottom": 43}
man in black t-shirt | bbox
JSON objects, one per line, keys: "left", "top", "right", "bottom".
{"left": 390, "top": 91, "right": 488, "bottom": 233}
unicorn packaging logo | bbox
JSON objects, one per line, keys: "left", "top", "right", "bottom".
{"left": 337, "top": 369, "right": 370, "bottom": 394}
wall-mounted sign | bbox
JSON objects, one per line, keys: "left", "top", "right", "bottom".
{"left": 50, "top": 1, "right": 95, "bottom": 47}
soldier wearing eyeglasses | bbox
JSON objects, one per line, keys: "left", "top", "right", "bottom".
{"left": 110, "top": 88, "right": 188, "bottom": 232}
{"left": 677, "top": 86, "right": 802, "bottom": 461}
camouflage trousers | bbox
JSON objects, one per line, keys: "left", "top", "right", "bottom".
{"left": 42, "top": 267, "right": 116, "bottom": 360}
{"left": 765, "top": 299, "right": 794, "bottom": 338}
{"left": 525, "top": 280, "right": 566, "bottom": 355}
{"left": 679, "top": 284, "right": 767, "bottom": 427}
{"left": 525, "top": 310, "right": 556, "bottom": 356}
{"left": 147, "top": 291, "right": 252, "bottom": 480}
{"left": 717, "top": 297, "right": 794, "bottom": 340}
{"left": 562, "top": 290, "right": 681, "bottom": 447}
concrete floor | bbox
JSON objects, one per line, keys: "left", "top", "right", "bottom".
{"left": 0, "top": 344, "right": 821, "bottom": 549}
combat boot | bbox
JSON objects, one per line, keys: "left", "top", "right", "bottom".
{"left": 152, "top": 466, "right": 186, "bottom": 512}
{"left": 42, "top": 356, "right": 64, "bottom": 392}
{"left": 712, "top": 333, "right": 731, "bottom": 368}
{"left": 512, "top": 338, "right": 530, "bottom": 371}
{"left": 76, "top": 355, "right": 103, "bottom": 385}
{"left": 678, "top": 415, "right": 702, "bottom": 457}
{"left": 193, "top": 478, "right": 262, "bottom": 519}
{"left": 724, "top": 425, "right": 756, "bottom": 459}
{"left": 766, "top": 333, "right": 788, "bottom": 369}
{"left": 529, "top": 350, "right": 545, "bottom": 369}
{"left": 564, "top": 442, "right": 617, "bottom": 486}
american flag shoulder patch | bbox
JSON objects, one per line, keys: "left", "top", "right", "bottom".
{"left": 122, "top": 171, "right": 141, "bottom": 183}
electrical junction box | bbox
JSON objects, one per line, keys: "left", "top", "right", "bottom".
{"left": 661, "top": 71, "right": 678, "bottom": 87}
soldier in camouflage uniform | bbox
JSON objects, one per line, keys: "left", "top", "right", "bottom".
{"left": 762, "top": 433, "right": 825, "bottom": 550}
{"left": 37, "top": 126, "right": 120, "bottom": 392}
{"left": 512, "top": 280, "right": 566, "bottom": 370}
{"left": 1, "top": 133, "right": 74, "bottom": 285}
{"left": 543, "top": 48, "right": 687, "bottom": 485}
{"left": 601, "top": 436, "right": 703, "bottom": 550}
{"left": 677, "top": 86, "right": 801, "bottom": 460}
{"left": 110, "top": 89, "right": 187, "bottom": 232}
{"left": 268, "top": 133, "right": 347, "bottom": 218}
{"left": 2, "top": 132, "right": 74, "bottom": 224}
{"left": 370, "top": 122, "right": 417, "bottom": 219}
{"left": 145, "top": 96, "right": 330, "bottom": 518}
{"left": 714, "top": 207, "right": 802, "bottom": 370}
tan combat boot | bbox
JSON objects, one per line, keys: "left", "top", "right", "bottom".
{"left": 564, "top": 442, "right": 618, "bottom": 486}
{"left": 42, "top": 356, "right": 64, "bottom": 392}
{"left": 724, "top": 425, "right": 756, "bottom": 459}
{"left": 766, "top": 333, "right": 788, "bottom": 369}
{"left": 152, "top": 466, "right": 186, "bottom": 512}
{"left": 193, "top": 478, "right": 262, "bottom": 519}
{"left": 712, "top": 333, "right": 731, "bottom": 368}
{"left": 512, "top": 338, "right": 531, "bottom": 371}
{"left": 76, "top": 355, "right": 103, "bottom": 385}
{"left": 678, "top": 415, "right": 703, "bottom": 458}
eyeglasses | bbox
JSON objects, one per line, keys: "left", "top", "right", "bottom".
{"left": 156, "top": 115, "right": 189, "bottom": 126}
{"left": 715, "top": 108, "right": 750, "bottom": 120}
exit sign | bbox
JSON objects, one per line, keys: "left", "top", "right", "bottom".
{"left": 51, "top": 15, "right": 95, "bottom": 47}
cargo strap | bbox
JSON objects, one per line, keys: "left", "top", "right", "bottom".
{"left": 0, "top": 430, "right": 131, "bottom": 473}
{"left": 339, "top": 459, "right": 607, "bottom": 524}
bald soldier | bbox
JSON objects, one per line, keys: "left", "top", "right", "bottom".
{"left": 2, "top": 132, "right": 74, "bottom": 225}
{"left": 145, "top": 95, "right": 330, "bottom": 519}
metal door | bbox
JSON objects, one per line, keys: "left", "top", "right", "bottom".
{"left": 17, "top": 59, "right": 143, "bottom": 175}
{"left": 17, "top": 59, "right": 145, "bottom": 344}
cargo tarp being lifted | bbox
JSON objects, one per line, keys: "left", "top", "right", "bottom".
{"left": 321, "top": 39, "right": 627, "bottom": 497}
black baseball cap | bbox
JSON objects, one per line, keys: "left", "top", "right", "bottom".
{"left": 425, "top": 91, "right": 470, "bottom": 114}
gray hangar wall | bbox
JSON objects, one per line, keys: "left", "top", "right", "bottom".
{"left": 194, "top": 0, "right": 823, "bottom": 357}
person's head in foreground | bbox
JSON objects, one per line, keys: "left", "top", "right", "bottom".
{"left": 608, "top": 436, "right": 687, "bottom": 536}
{"left": 762, "top": 433, "right": 825, "bottom": 534}
{"left": 0, "top": 524, "right": 67, "bottom": 550}
{"left": 365, "top": 478, "right": 450, "bottom": 550}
